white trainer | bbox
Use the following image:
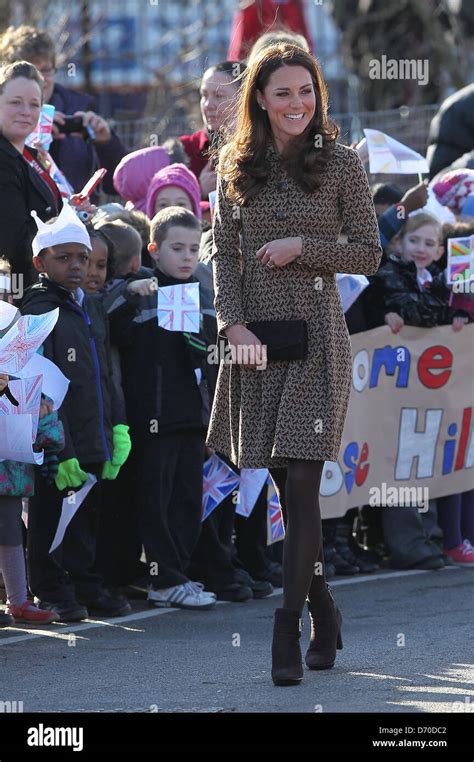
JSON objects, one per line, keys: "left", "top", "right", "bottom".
{"left": 148, "top": 582, "right": 216, "bottom": 610}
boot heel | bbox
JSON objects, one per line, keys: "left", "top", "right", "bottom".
{"left": 305, "top": 585, "right": 343, "bottom": 670}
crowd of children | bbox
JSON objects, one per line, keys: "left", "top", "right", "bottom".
{"left": 0, "top": 39, "right": 473, "bottom": 627}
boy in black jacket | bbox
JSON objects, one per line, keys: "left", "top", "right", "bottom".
{"left": 20, "top": 204, "right": 132, "bottom": 621}
{"left": 106, "top": 207, "right": 216, "bottom": 610}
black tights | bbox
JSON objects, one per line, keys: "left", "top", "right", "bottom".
{"left": 269, "top": 460, "right": 326, "bottom": 615}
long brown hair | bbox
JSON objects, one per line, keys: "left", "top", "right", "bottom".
{"left": 219, "top": 43, "right": 339, "bottom": 205}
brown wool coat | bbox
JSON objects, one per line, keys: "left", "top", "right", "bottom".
{"left": 206, "top": 142, "right": 382, "bottom": 468}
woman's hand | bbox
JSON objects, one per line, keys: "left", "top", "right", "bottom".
{"left": 69, "top": 195, "right": 97, "bottom": 220}
{"left": 73, "top": 110, "right": 112, "bottom": 143}
{"left": 384, "top": 312, "right": 405, "bottom": 333}
{"left": 199, "top": 160, "right": 217, "bottom": 198}
{"left": 51, "top": 110, "right": 66, "bottom": 141}
{"left": 0, "top": 374, "right": 9, "bottom": 393}
{"left": 452, "top": 316, "right": 469, "bottom": 332}
{"left": 225, "top": 323, "right": 266, "bottom": 369}
{"left": 256, "top": 237, "right": 302, "bottom": 268}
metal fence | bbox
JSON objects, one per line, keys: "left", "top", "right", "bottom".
{"left": 110, "top": 103, "right": 439, "bottom": 191}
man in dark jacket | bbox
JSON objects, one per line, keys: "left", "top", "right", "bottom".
{"left": 0, "top": 24, "right": 126, "bottom": 194}
{"left": 427, "top": 84, "right": 474, "bottom": 180}
{"left": 20, "top": 207, "right": 131, "bottom": 621}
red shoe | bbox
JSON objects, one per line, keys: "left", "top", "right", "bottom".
{"left": 6, "top": 601, "right": 58, "bottom": 624}
{"left": 443, "top": 539, "right": 474, "bottom": 567}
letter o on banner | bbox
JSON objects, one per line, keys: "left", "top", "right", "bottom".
{"left": 352, "top": 349, "right": 370, "bottom": 392}
{"left": 320, "top": 461, "right": 344, "bottom": 497}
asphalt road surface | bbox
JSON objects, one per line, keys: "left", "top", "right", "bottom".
{"left": 0, "top": 567, "right": 472, "bottom": 714}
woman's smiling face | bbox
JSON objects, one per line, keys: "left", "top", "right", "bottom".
{"left": 0, "top": 77, "right": 42, "bottom": 146}
{"left": 256, "top": 64, "right": 316, "bottom": 151}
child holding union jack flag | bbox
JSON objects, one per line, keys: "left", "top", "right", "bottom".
{"left": 106, "top": 206, "right": 216, "bottom": 610}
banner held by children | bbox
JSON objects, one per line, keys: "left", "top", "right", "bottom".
{"left": 320, "top": 324, "right": 474, "bottom": 518}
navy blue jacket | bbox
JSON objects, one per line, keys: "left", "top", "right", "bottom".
{"left": 105, "top": 268, "right": 210, "bottom": 436}
{"left": 20, "top": 276, "right": 120, "bottom": 464}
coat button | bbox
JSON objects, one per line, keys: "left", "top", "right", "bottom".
{"left": 275, "top": 209, "right": 286, "bottom": 220}
{"left": 277, "top": 180, "right": 289, "bottom": 192}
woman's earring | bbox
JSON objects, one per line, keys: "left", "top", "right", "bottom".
{"left": 260, "top": 104, "right": 266, "bottom": 110}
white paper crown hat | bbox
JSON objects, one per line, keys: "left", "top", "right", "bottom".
{"left": 31, "top": 202, "right": 92, "bottom": 257}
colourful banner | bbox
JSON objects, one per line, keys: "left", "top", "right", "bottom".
{"left": 320, "top": 325, "right": 474, "bottom": 518}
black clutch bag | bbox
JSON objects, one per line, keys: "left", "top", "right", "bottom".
{"left": 245, "top": 319, "right": 308, "bottom": 361}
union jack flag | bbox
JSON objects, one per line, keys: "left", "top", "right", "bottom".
{"left": 202, "top": 454, "right": 240, "bottom": 522}
{"left": 0, "top": 309, "right": 58, "bottom": 374}
{"left": 267, "top": 480, "right": 285, "bottom": 545}
{"left": 158, "top": 282, "right": 200, "bottom": 332}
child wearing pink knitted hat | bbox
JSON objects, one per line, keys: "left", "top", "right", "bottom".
{"left": 113, "top": 146, "right": 170, "bottom": 212}
{"left": 145, "top": 163, "right": 202, "bottom": 221}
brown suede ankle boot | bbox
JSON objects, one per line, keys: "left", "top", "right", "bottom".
{"left": 305, "top": 584, "right": 343, "bottom": 670}
{"left": 271, "top": 608, "right": 304, "bottom": 686}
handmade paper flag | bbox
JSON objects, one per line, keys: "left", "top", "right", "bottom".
{"left": 360, "top": 129, "right": 429, "bottom": 175}
{"left": 267, "top": 479, "right": 285, "bottom": 546}
{"left": 158, "top": 282, "right": 200, "bottom": 332}
{"left": 202, "top": 454, "right": 240, "bottom": 522}
{"left": 17, "top": 353, "right": 69, "bottom": 411}
{"left": 235, "top": 468, "right": 269, "bottom": 517}
{"left": 50, "top": 474, "right": 97, "bottom": 553}
{"left": 26, "top": 104, "right": 55, "bottom": 151}
{"left": 447, "top": 236, "right": 474, "bottom": 285}
{"left": 0, "top": 300, "right": 18, "bottom": 331}
{"left": 47, "top": 153, "right": 74, "bottom": 199}
{"left": 0, "top": 308, "right": 59, "bottom": 374}
{"left": 0, "top": 415, "right": 44, "bottom": 465}
{"left": 0, "top": 375, "right": 43, "bottom": 442}
{"left": 336, "top": 274, "right": 369, "bottom": 313}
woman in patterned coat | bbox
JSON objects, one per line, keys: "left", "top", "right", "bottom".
{"left": 206, "top": 43, "right": 382, "bottom": 685}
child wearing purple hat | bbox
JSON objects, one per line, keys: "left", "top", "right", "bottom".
{"left": 145, "top": 163, "right": 202, "bottom": 221}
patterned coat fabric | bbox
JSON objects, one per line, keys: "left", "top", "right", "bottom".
{"left": 206, "top": 142, "right": 383, "bottom": 468}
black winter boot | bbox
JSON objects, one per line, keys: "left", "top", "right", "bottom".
{"left": 271, "top": 608, "right": 304, "bottom": 686}
{"left": 305, "top": 584, "right": 343, "bottom": 670}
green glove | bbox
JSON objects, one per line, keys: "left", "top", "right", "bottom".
{"left": 102, "top": 424, "right": 132, "bottom": 480}
{"left": 55, "top": 458, "right": 88, "bottom": 491}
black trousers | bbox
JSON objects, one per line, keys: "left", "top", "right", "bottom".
{"left": 94, "top": 452, "right": 147, "bottom": 587}
{"left": 27, "top": 463, "right": 104, "bottom": 603}
{"left": 234, "top": 484, "right": 275, "bottom": 574}
{"left": 188, "top": 473, "right": 238, "bottom": 587}
{"left": 136, "top": 429, "right": 206, "bottom": 590}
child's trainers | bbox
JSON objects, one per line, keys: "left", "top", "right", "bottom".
{"left": 443, "top": 539, "right": 474, "bottom": 567}
{"left": 6, "top": 601, "right": 58, "bottom": 624}
{"left": 148, "top": 582, "right": 216, "bottom": 610}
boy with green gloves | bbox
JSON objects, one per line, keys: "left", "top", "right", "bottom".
{"left": 20, "top": 203, "right": 132, "bottom": 622}
{"left": 54, "top": 423, "right": 131, "bottom": 487}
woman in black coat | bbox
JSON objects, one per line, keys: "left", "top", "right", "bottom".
{"left": 0, "top": 61, "right": 63, "bottom": 292}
